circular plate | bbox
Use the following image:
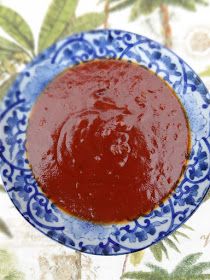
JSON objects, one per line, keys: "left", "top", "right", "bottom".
{"left": 0, "top": 29, "right": 209, "bottom": 255}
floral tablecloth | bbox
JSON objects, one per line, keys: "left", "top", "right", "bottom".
{"left": 0, "top": 0, "right": 210, "bottom": 279}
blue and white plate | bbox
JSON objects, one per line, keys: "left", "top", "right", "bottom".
{"left": 0, "top": 29, "right": 209, "bottom": 255}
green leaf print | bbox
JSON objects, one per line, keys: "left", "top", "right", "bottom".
{"left": 122, "top": 252, "right": 210, "bottom": 280}
{"left": 0, "top": 250, "right": 24, "bottom": 280}
{"left": 61, "top": 12, "right": 105, "bottom": 38}
{"left": 38, "top": 0, "right": 78, "bottom": 52}
{"left": 0, "top": 5, "right": 34, "bottom": 52}
{"left": 0, "top": 218, "right": 12, "bottom": 238}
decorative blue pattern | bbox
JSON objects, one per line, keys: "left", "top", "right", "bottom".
{"left": 0, "top": 29, "right": 209, "bottom": 255}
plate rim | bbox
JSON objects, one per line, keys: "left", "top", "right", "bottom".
{"left": 0, "top": 28, "right": 209, "bottom": 255}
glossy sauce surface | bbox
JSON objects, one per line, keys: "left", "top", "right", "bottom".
{"left": 26, "top": 59, "right": 189, "bottom": 224}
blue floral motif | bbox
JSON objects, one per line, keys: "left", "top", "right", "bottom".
{"left": 1, "top": 77, "right": 24, "bottom": 112}
{"left": 32, "top": 196, "right": 58, "bottom": 223}
{"left": 16, "top": 149, "right": 25, "bottom": 167}
{"left": 4, "top": 111, "right": 20, "bottom": 155}
{"left": 5, "top": 111, "right": 19, "bottom": 129}
{"left": 185, "top": 69, "right": 210, "bottom": 106}
{"left": 0, "top": 29, "right": 209, "bottom": 255}
{"left": 13, "top": 175, "right": 31, "bottom": 201}
{"left": 189, "top": 144, "right": 208, "bottom": 180}
{"left": 121, "top": 231, "right": 137, "bottom": 243}
{"left": 63, "top": 41, "right": 94, "bottom": 59}
{"left": 121, "top": 229, "right": 148, "bottom": 243}
{"left": 47, "top": 230, "right": 75, "bottom": 247}
{"left": 3, "top": 110, "right": 26, "bottom": 166}
{"left": 175, "top": 185, "right": 199, "bottom": 207}
{"left": 135, "top": 230, "right": 148, "bottom": 242}
{"left": 151, "top": 52, "right": 181, "bottom": 77}
{"left": 111, "top": 225, "right": 121, "bottom": 242}
{"left": 93, "top": 34, "right": 123, "bottom": 55}
{"left": 79, "top": 240, "right": 121, "bottom": 255}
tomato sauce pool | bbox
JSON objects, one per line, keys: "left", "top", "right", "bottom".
{"left": 26, "top": 59, "right": 190, "bottom": 224}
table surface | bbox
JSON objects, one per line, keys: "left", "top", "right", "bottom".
{"left": 0, "top": 1, "right": 210, "bottom": 279}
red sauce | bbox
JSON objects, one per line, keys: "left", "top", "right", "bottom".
{"left": 26, "top": 59, "right": 189, "bottom": 224}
